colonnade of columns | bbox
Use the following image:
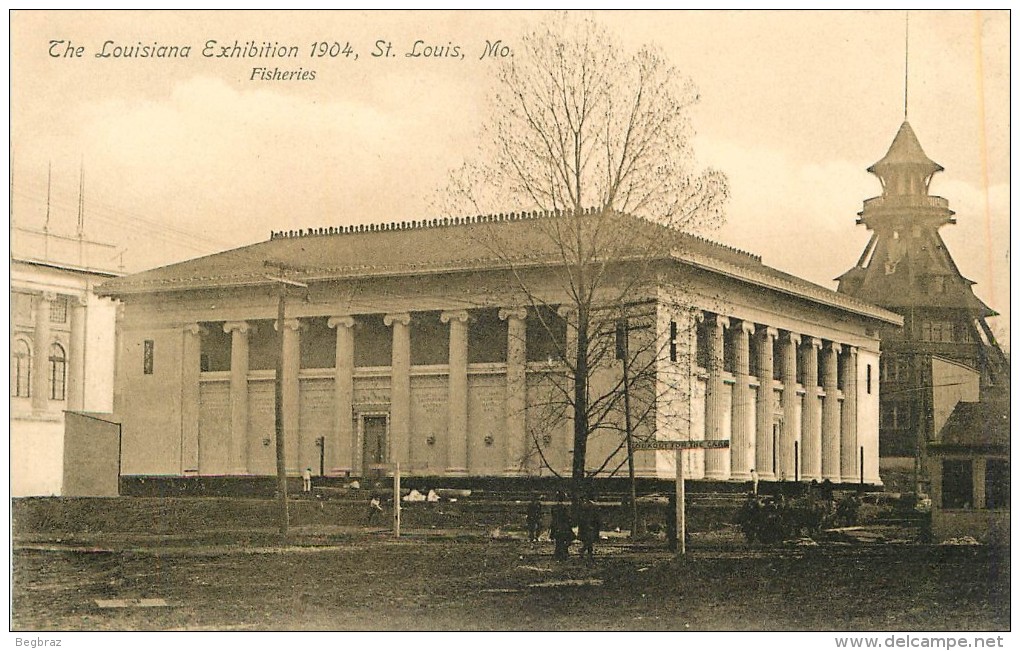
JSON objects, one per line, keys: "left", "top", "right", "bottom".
{"left": 187, "top": 307, "right": 533, "bottom": 476}
{"left": 180, "top": 306, "right": 865, "bottom": 484}
{"left": 694, "top": 312, "right": 861, "bottom": 484}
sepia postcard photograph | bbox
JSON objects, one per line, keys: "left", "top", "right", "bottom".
{"left": 7, "top": 8, "right": 1011, "bottom": 644}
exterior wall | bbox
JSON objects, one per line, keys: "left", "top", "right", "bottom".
{"left": 247, "top": 378, "right": 277, "bottom": 474}
{"left": 408, "top": 373, "right": 448, "bottom": 475}
{"left": 11, "top": 260, "right": 119, "bottom": 496}
{"left": 930, "top": 454, "right": 1010, "bottom": 545}
{"left": 931, "top": 509, "right": 1010, "bottom": 545}
{"left": 82, "top": 297, "right": 118, "bottom": 411}
{"left": 197, "top": 379, "right": 230, "bottom": 473}
{"left": 62, "top": 412, "right": 121, "bottom": 497}
{"left": 11, "top": 420, "right": 64, "bottom": 496}
{"left": 930, "top": 357, "right": 980, "bottom": 436}
{"left": 857, "top": 349, "right": 882, "bottom": 484}
{"left": 118, "top": 326, "right": 184, "bottom": 475}
{"left": 466, "top": 372, "right": 505, "bottom": 475}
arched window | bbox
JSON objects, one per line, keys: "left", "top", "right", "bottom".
{"left": 10, "top": 339, "right": 31, "bottom": 398}
{"left": 49, "top": 343, "right": 66, "bottom": 401}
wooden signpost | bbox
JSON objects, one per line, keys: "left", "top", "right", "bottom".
{"left": 633, "top": 439, "right": 730, "bottom": 556}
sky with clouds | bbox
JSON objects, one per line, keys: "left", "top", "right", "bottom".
{"left": 10, "top": 10, "right": 1010, "bottom": 340}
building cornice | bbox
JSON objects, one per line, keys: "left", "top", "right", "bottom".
{"left": 670, "top": 249, "right": 903, "bottom": 326}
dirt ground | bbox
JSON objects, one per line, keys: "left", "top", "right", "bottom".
{"left": 10, "top": 498, "right": 1010, "bottom": 631}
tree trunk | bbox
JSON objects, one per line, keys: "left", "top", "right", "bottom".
{"left": 571, "top": 308, "right": 589, "bottom": 514}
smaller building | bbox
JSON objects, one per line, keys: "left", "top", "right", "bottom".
{"left": 928, "top": 397, "right": 1010, "bottom": 545}
{"left": 10, "top": 225, "right": 121, "bottom": 496}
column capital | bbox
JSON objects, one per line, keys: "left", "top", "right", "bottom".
{"left": 714, "top": 314, "right": 730, "bottom": 330}
{"left": 556, "top": 305, "right": 577, "bottom": 319}
{"left": 843, "top": 344, "right": 858, "bottom": 356}
{"left": 783, "top": 330, "right": 801, "bottom": 346}
{"left": 693, "top": 309, "right": 706, "bottom": 323}
{"left": 440, "top": 309, "right": 470, "bottom": 324}
{"left": 825, "top": 340, "right": 844, "bottom": 355}
{"left": 183, "top": 323, "right": 205, "bottom": 336}
{"left": 71, "top": 294, "right": 88, "bottom": 308}
{"left": 735, "top": 320, "right": 755, "bottom": 336}
{"left": 498, "top": 307, "right": 528, "bottom": 322}
{"left": 327, "top": 315, "right": 356, "bottom": 329}
{"left": 223, "top": 321, "right": 250, "bottom": 335}
{"left": 757, "top": 325, "right": 779, "bottom": 340}
{"left": 40, "top": 291, "right": 58, "bottom": 302}
{"left": 802, "top": 335, "right": 822, "bottom": 349}
{"left": 383, "top": 312, "right": 411, "bottom": 327}
{"left": 274, "top": 317, "right": 303, "bottom": 332}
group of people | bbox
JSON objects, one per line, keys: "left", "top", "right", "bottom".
{"left": 736, "top": 483, "right": 862, "bottom": 544}
{"left": 527, "top": 493, "right": 601, "bottom": 562}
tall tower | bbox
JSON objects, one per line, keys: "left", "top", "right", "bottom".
{"left": 837, "top": 120, "right": 1008, "bottom": 465}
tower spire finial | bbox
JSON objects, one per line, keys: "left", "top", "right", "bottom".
{"left": 904, "top": 11, "right": 910, "bottom": 120}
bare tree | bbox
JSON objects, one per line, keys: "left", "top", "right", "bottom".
{"left": 439, "top": 14, "right": 728, "bottom": 503}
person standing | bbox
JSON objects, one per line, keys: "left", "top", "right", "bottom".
{"left": 550, "top": 494, "right": 573, "bottom": 561}
{"left": 302, "top": 467, "right": 313, "bottom": 493}
{"left": 366, "top": 495, "right": 384, "bottom": 524}
{"left": 526, "top": 496, "right": 543, "bottom": 542}
{"left": 578, "top": 500, "right": 601, "bottom": 562}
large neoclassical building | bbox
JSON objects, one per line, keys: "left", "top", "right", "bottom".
{"left": 99, "top": 211, "right": 899, "bottom": 486}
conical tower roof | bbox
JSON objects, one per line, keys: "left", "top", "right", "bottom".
{"left": 867, "top": 120, "right": 943, "bottom": 177}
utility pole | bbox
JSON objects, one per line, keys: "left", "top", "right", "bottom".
{"left": 265, "top": 264, "right": 308, "bottom": 542}
{"left": 616, "top": 318, "right": 638, "bottom": 537}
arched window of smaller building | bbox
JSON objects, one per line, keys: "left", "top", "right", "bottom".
{"left": 49, "top": 343, "right": 66, "bottom": 401}
{"left": 11, "top": 339, "right": 31, "bottom": 398}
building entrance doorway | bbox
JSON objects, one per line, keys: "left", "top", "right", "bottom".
{"left": 362, "top": 415, "right": 388, "bottom": 479}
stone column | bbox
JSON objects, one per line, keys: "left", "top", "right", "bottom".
{"left": 755, "top": 326, "right": 777, "bottom": 481}
{"left": 328, "top": 316, "right": 356, "bottom": 475}
{"left": 66, "top": 295, "right": 87, "bottom": 411}
{"left": 779, "top": 331, "right": 800, "bottom": 481}
{"left": 277, "top": 317, "right": 303, "bottom": 472}
{"left": 500, "top": 307, "right": 528, "bottom": 476}
{"left": 558, "top": 305, "right": 577, "bottom": 475}
{"left": 821, "top": 341, "right": 842, "bottom": 482}
{"left": 800, "top": 336, "right": 822, "bottom": 481}
{"left": 223, "top": 321, "right": 251, "bottom": 474}
{"left": 384, "top": 313, "right": 412, "bottom": 465}
{"left": 730, "top": 320, "right": 755, "bottom": 480}
{"left": 441, "top": 310, "right": 470, "bottom": 475}
{"left": 180, "top": 323, "right": 203, "bottom": 474}
{"left": 704, "top": 314, "right": 730, "bottom": 480}
{"left": 31, "top": 291, "right": 55, "bottom": 413}
{"left": 840, "top": 346, "right": 859, "bottom": 483}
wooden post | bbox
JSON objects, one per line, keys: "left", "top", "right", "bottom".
{"left": 274, "top": 285, "right": 289, "bottom": 540}
{"left": 676, "top": 450, "right": 686, "bottom": 557}
{"left": 393, "top": 461, "right": 401, "bottom": 538}
{"left": 860, "top": 446, "right": 865, "bottom": 486}
{"left": 263, "top": 267, "right": 308, "bottom": 543}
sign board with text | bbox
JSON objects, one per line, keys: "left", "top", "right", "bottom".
{"left": 633, "top": 439, "right": 730, "bottom": 451}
